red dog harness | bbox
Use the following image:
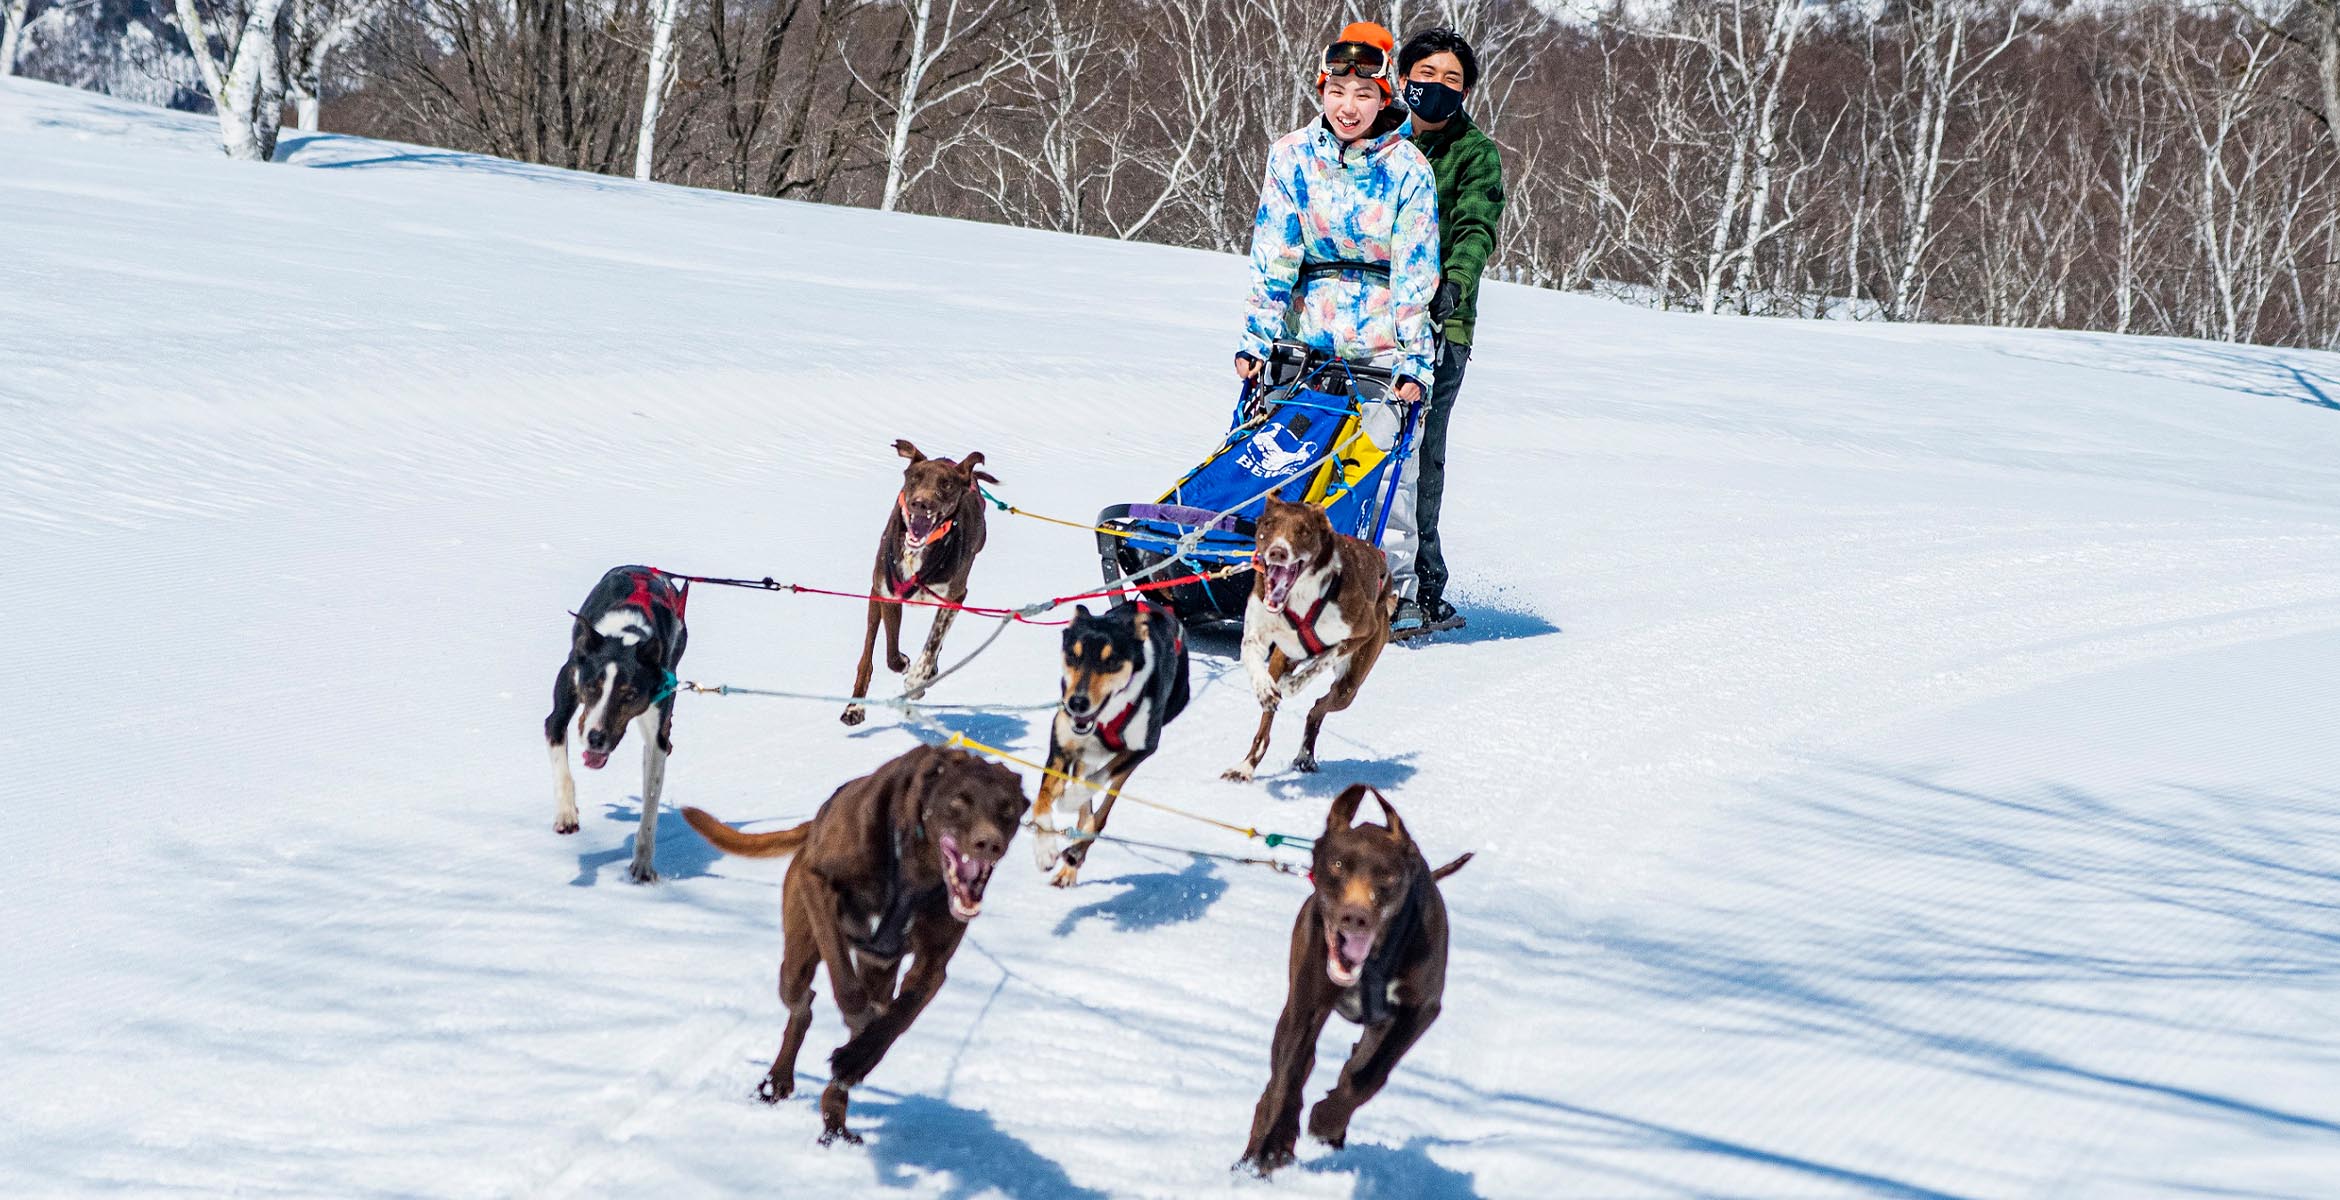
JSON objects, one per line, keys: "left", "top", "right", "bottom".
{"left": 1279, "top": 592, "right": 1334, "bottom": 658}
{"left": 621, "top": 567, "right": 688, "bottom": 621}
{"left": 887, "top": 492, "right": 957, "bottom": 599}
{"left": 1091, "top": 599, "right": 1182, "bottom": 754}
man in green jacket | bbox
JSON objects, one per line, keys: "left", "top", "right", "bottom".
{"left": 1394, "top": 27, "right": 1505, "bottom": 634}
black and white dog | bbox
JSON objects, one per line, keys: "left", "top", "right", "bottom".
{"left": 546, "top": 565, "right": 689, "bottom": 883}
{"left": 1029, "top": 597, "right": 1190, "bottom": 887}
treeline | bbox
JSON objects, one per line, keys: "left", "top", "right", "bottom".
{"left": 11, "top": 0, "right": 2338, "bottom": 348}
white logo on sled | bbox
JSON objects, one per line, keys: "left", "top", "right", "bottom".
{"left": 1238, "top": 426, "right": 1318, "bottom": 478}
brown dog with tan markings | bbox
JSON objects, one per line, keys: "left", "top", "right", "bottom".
{"left": 842, "top": 440, "right": 998, "bottom": 726}
{"left": 1239, "top": 785, "right": 1469, "bottom": 1175}
{"left": 1223, "top": 494, "right": 1395, "bottom": 782}
{"left": 680, "top": 744, "right": 1028, "bottom": 1145}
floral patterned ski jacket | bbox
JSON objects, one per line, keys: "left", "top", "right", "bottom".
{"left": 1237, "top": 110, "right": 1442, "bottom": 392}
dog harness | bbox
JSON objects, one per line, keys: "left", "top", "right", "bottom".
{"left": 1091, "top": 599, "right": 1183, "bottom": 755}
{"left": 620, "top": 567, "right": 688, "bottom": 620}
{"left": 886, "top": 493, "right": 957, "bottom": 600}
{"left": 852, "top": 820, "right": 939, "bottom": 962}
{"left": 1270, "top": 567, "right": 1338, "bottom": 658}
{"left": 1348, "top": 866, "right": 1427, "bottom": 1026}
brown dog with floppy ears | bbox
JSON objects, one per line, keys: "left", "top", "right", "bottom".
{"left": 1239, "top": 785, "right": 1470, "bottom": 1175}
{"left": 680, "top": 745, "right": 1028, "bottom": 1145}
{"left": 1223, "top": 494, "right": 1395, "bottom": 782}
{"left": 842, "top": 440, "right": 998, "bottom": 726}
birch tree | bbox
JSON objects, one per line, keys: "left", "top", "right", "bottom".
{"left": 176, "top": 0, "right": 294, "bottom": 162}
{"left": 286, "top": 0, "right": 376, "bottom": 132}
{"left": 1879, "top": 0, "right": 2022, "bottom": 321}
{"left": 2, "top": 0, "right": 31, "bottom": 78}
{"left": 1645, "top": 0, "right": 1811, "bottom": 315}
{"left": 859, "top": 0, "right": 1030, "bottom": 212}
{"left": 633, "top": 0, "right": 682, "bottom": 180}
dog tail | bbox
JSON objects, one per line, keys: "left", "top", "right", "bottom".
{"left": 1431, "top": 852, "right": 1473, "bottom": 881}
{"left": 681, "top": 806, "right": 813, "bottom": 859}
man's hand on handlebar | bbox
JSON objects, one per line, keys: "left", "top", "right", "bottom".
{"left": 1396, "top": 379, "right": 1424, "bottom": 404}
{"left": 1235, "top": 354, "right": 1261, "bottom": 380}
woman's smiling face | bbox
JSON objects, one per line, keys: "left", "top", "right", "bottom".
{"left": 1321, "top": 75, "right": 1386, "bottom": 142}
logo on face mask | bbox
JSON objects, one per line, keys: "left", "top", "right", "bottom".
{"left": 1402, "top": 79, "right": 1464, "bottom": 124}
{"left": 1238, "top": 426, "right": 1320, "bottom": 478}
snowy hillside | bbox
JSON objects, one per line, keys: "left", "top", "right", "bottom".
{"left": 7, "top": 76, "right": 2340, "bottom": 1198}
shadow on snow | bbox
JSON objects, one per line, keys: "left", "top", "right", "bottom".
{"left": 1052, "top": 857, "right": 1229, "bottom": 937}
{"left": 860, "top": 1093, "right": 1110, "bottom": 1199}
{"left": 571, "top": 797, "right": 723, "bottom": 887}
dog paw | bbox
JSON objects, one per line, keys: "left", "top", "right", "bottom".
{"left": 840, "top": 705, "right": 866, "bottom": 727}
{"left": 817, "top": 1125, "right": 864, "bottom": 1147}
{"left": 756, "top": 1073, "right": 792, "bottom": 1104}
{"left": 829, "top": 1039, "right": 882, "bottom": 1086}
{"left": 1049, "top": 862, "right": 1081, "bottom": 888}
{"left": 1306, "top": 1100, "right": 1350, "bottom": 1146}
{"left": 1236, "top": 1145, "right": 1296, "bottom": 1177}
{"left": 554, "top": 816, "right": 580, "bottom": 835}
{"left": 626, "top": 862, "right": 659, "bottom": 885}
{"left": 1292, "top": 752, "right": 1319, "bottom": 774}
{"left": 887, "top": 652, "right": 910, "bottom": 673}
{"left": 1221, "top": 765, "right": 1255, "bottom": 783}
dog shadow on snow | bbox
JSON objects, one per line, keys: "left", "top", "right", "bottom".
{"left": 856, "top": 1093, "right": 1110, "bottom": 1199}
{"left": 1262, "top": 751, "right": 1419, "bottom": 801}
{"left": 867, "top": 709, "right": 1033, "bottom": 751}
{"left": 570, "top": 799, "right": 723, "bottom": 887}
{"left": 1052, "top": 857, "right": 1228, "bottom": 937}
{"left": 1305, "top": 1137, "right": 1485, "bottom": 1200}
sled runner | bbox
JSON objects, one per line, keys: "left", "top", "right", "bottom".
{"left": 1095, "top": 341, "right": 1421, "bottom": 631}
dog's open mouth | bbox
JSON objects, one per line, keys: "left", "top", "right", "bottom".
{"left": 1262, "top": 558, "right": 1303, "bottom": 608}
{"left": 1324, "top": 924, "right": 1374, "bottom": 988}
{"left": 581, "top": 748, "right": 611, "bottom": 770}
{"left": 937, "top": 834, "right": 994, "bottom": 921}
{"left": 1068, "top": 712, "right": 1097, "bottom": 737}
{"left": 905, "top": 512, "right": 939, "bottom": 543}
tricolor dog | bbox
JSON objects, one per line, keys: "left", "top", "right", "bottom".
{"left": 1030, "top": 598, "right": 1191, "bottom": 887}
{"left": 545, "top": 564, "right": 688, "bottom": 883}
{"left": 1223, "top": 494, "right": 1394, "bottom": 782}
{"left": 1239, "top": 786, "right": 1470, "bottom": 1175}
{"left": 842, "top": 440, "right": 999, "bottom": 726}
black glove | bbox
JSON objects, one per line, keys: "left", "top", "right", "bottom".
{"left": 1429, "top": 278, "right": 1461, "bottom": 325}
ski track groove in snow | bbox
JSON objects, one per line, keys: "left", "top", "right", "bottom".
{"left": 6, "top": 78, "right": 2340, "bottom": 1198}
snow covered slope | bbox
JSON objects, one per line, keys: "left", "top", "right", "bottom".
{"left": 6, "top": 77, "right": 2340, "bottom": 1198}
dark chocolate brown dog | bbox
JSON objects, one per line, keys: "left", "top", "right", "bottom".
{"left": 842, "top": 441, "right": 998, "bottom": 726}
{"left": 681, "top": 744, "right": 1028, "bottom": 1144}
{"left": 1239, "top": 785, "right": 1470, "bottom": 1175}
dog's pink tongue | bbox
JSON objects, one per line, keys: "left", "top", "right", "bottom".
{"left": 581, "top": 749, "right": 609, "bottom": 770}
{"left": 941, "top": 836, "right": 983, "bottom": 886}
{"left": 1338, "top": 929, "right": 1374, "bottom": 966}
{"left": 1266, "top": 564, "right": 1299, "bottom": 607}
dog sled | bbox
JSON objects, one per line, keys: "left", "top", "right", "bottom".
{"left": 1095, "top": 340, "right": 1425, "bottom": 632}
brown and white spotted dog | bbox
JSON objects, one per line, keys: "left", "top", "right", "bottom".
{"left": 841, "top": 440, "right": 998, "bottom": 726}
{"left": 1239, "top": 785, "right": 1471, "bottom": 1175}
{"left": 1222, "top": 495, "right": 1395, "bottom": 782}
{"left": 1029, "top": 598, "right": 1191, "bottom": 887}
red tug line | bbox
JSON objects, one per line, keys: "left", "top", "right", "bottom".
{"left": 649, "top": 567, "right": 1232, "bottom": 628}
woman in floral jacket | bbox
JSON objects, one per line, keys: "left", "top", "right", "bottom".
{"left": 1234, "top": 21, "right": 1441, "bottom": 402}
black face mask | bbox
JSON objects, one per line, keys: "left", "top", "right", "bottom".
{"left": 1402, "top": 78, "right": 1465, "bottom": 125}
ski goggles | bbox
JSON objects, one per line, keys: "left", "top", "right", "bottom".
{"left": 1321, "top": 41, "right": 1390, "bottom": 82}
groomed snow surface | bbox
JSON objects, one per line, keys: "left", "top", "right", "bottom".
{"left": 6, "top": 78, "right": 2340, "bottom": 1198}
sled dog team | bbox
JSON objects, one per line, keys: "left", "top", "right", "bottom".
{"left": 542, "top": 14, "right": 1506, "bottom": 1175}
{"left": 544, "top": 442, "right": 1468, "bottom": 1169}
